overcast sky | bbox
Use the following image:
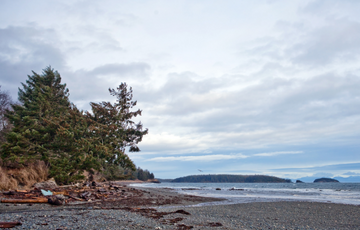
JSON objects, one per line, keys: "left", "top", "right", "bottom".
{"left": 1, "top": 0, "right": 360, "bottom": 180}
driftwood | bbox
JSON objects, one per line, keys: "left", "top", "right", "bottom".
{"left": 0, "top": 222, "right": 22, "bottom": 228}
{"left": 1, "top": 198, "right": 48, "bottom": 203}
{"left": 53, "top": 191, "right": 69, "bottom": 196}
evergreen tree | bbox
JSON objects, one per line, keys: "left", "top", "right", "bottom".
{"left": 149, "top": 172, "right": 155, "bottom": 180}
{"left": 1, "top": 67, "right": 149, "bottom": 184}
{"left": 2, "top": 67, "right": 71, "bottom": 165}
{"left": 88, "top": 83, "right": 148, "bottom": 171}
{"left": 0, "top": 86, "right": 12, "bottom": 143}
{"left": 1, "top": 67, "right": 100, "bottom": 183}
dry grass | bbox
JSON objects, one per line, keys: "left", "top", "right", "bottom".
{"left": 0, "top": 161, "right": 49, "bottom": 190}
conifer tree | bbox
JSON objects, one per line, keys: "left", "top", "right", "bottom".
{"left": 0, "top": 86, "right": 12, "bottom": 143}
{"left": 2, "top": 67, "right": 71, "bottom": 165}
{"left": 1, "top": 67, "right": 149, "bottom": 184}
{"left": 1, "top": 67, "right": 101, "bottom": 183}
{"left": 88, "top": 83, "right": 148, "bottom": 171}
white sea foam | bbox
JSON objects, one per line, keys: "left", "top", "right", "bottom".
{"left": 132, "top": 182, "right": 360, "bottom": 205}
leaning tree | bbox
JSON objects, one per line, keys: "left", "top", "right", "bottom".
{"left": 1, "top": 67, "right": 148, "bottom": 184}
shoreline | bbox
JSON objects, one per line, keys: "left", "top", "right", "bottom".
{"left": 1, "top": 186, "right": 360, "bottom": 229}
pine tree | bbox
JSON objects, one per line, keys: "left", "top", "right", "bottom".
{"left": 0, "top": 86, "right": 12, "bottom": 143}
{"left": 88, "top": 83, "right": 148, "bottom": 171}
{"left": 2, "top": 67, "right": 71, "bottom": 165}
{"left": 1, "top": 68, "right": 149, "bottom": 184}
{"left": 1, "top": 67, "right": 100, "bottom": 183}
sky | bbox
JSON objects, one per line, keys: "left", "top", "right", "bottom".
{"left": 1, "top": 0, "right": 360, "bottom": 180}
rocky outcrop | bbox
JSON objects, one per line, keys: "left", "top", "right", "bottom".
{"left": 296, "top": 180, "right": 304, "bottom": 183}
{"left": 313, "top": 178, "right": 339, "bottom": 183}
{"left": 147, "top": 179, "right": 160, "bottom": 183}
{"left": 33, "top": 178, "right": 58, "bottom": 190}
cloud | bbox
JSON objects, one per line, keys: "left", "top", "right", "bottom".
{"left": 64, "top": 62, "right": 151, "bottom": 107}
{"left": 0, "top": 26, "right": 65, "bottom": 99}
{"left": 254, "top": 151, "right": 303, "bottom": 157}
{"left": 272, "top": 162, "right": 360, "bottom": 172}
{"left": 311, "top": 172, "right": 334, "bottom": 178}
{"left": 343, "top": 171, "right": 360, "bottom": 176}
{"left": 290, "top": 19, "right": 360, "bottom": 66}
{"left": 2, "top": 0, "right": 360, "bottom": 179}
{"left": 88, "top": 63, "right": 150, "bottom": 77}
{"left": 147, "top": 153, "right": 247, "bottom": 162}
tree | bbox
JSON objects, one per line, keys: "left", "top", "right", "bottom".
{"left": 1, "top": 67, "right": 148, "bottom": 184}
{"left": 1, "top": 67, "right": 71, "bottom": 166}
{"left": 0, "top": 86, "right": 12, "bottom": 143}
{"left": 1, "top": 67, "right": 101, "bottom": 183}
{"left": 87, "top": 83, "right": 148, "bottom": 171}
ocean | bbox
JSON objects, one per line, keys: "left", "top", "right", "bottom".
{"left": 131, "top": 182, "right": 360, "bottom": 206}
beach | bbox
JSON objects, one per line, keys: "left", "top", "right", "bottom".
{"left": 1, "top": 185, "right": 360, "bottom": 229}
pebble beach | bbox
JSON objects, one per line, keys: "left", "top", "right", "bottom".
{"left": 1, "top": 186, "right": 360, "bottom": 229}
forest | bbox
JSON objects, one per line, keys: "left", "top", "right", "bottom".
{"left": 172, "top": 174, "right": 292, "bottom": 183}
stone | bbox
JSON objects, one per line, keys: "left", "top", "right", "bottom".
{"left": 33, "top": 178, "right": 58, "bottom": 190}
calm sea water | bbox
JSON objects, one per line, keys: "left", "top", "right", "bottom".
{"left": 131, "top": 182, "right": 360, "bottom": 206}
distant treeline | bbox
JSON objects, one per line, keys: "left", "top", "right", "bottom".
{"left": 102, "top": 165, "right": 155, "bottom": 181}
{"left": 172, "top": 174, "right": 291, "bottom": 183}
{"left": 135, "top": 167, "right": 155, "bottom": 181}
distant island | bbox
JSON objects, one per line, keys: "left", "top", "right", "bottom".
{"left": 171, "top": 174, "right": 291, "bottom": 183}
{"left": 314, "top": 178, "right": 339, "bottom": 183}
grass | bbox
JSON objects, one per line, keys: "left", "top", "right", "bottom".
{"left": 0, "top": 161, "right": 49, "bottom": 190}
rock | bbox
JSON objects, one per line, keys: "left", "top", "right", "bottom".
{"left": 296, "top": 180, "right": 304, "bottom": 183}
{"left": 215, "top": 188, "right": 221, "bottom": 190}
{"left": 33, "top": 178, "right": 58, "bottom": 190}
{"left": 147, "top": 179, "right": 161, "bottom": 183}
{"left": 48, "top": 195, "right": 64, "bottom": 205}
{"left": 313, "top": 178, "right": 339, "bottom": 183}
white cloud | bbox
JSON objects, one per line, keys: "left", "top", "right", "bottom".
{"left": 147, "top": 153, "right": 247, "bottom": 162}
{"left": 2, "top": 0, "right": 360, "bottom": 178}
{"left": 254, "top": 151, "right": 303, "bottom": 157}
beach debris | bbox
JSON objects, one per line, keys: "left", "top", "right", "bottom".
{"left": 208, "top": 222, "right": 223, "bottom": 227}
{"left": 1, "top": 198, "right": 48, "bottom": 203}
{"left": 2, "top": 191, "right": 15, "bottom": 195}
{"left": 0, "top": 221, "right": 22, "bottom": 228}
{"left": 173, "top": 210, "right": 190, "bottom": 215}
{"left": 1, "top": 181, "right": 140, "bottom": 205}
{"left": 176, "top": 224, "right": 193, "bottom": 229}
{"left": 48, "top": 195, "right": 65, "bottom": 205}
{"left": 41, "top": 189, "right": 53, "bottom": 196}
{"left": 80, "top": 191, "right": 92, "bottom": 200}
{"left": 120, "top": 207, "right": 191, "bottom": 220}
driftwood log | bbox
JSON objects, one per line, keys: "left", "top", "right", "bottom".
{"left": 0, "top": 222, "right": 22, "bottom": 228}
{"left": 1, "top": 198, "right": 48, "bottom": 203}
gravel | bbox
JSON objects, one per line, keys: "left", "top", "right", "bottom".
{"left": 2, "top": 188, "right": 360, "bottom": 229}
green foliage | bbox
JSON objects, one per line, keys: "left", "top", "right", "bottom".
{"left": 172, "top": 174, "right": 291, "bottom": 183}
{"left": 1, "top": 67, "right": 148, "bottom": 185}
{"left": 0, "top": 86, "right": 12, "bottom": 143}
{"left": 101, "top": 163, "right": 131, "bottom": 181}
{"left": 87, "top": 83, "right": 148, "bottom": 170}
{"left": 136, "top": 167, "right": 154, "bottom": 181}
{"left": 313, "top": 178, "right": 339, "bottom": 183}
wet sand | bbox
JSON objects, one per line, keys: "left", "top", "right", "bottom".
{"left": 1, "top": 185, "right": 360, "bottom": 229}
